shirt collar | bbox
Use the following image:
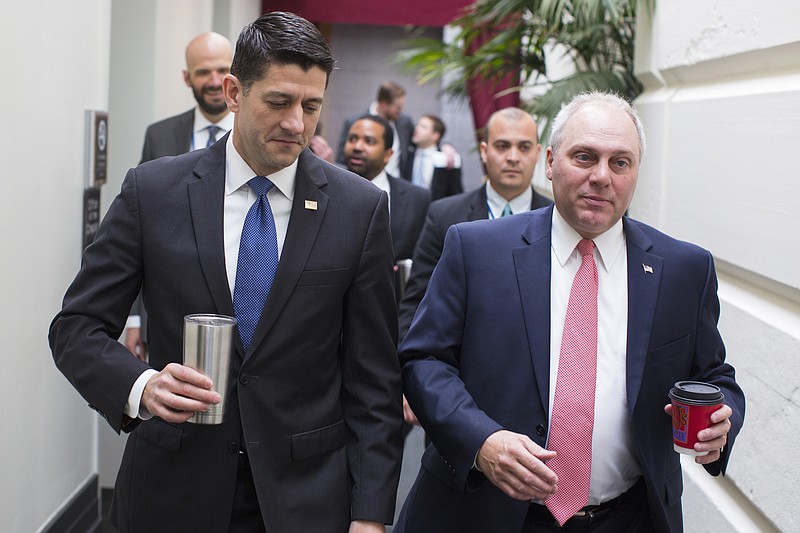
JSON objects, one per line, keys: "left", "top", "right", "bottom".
{"left": 485, "top": 182, "right": 533, "bottom": 217}
{"left": 370, "top": 170, "right": 391, "bottom": 195}
{"left": 193, "top": 107, "right": 234, "bottom": 134}
{"left": 225, "top": 135, "right": 297, "bottom": 202}
{"left": 551, "top": 206, "right": 625, "bottom": 273}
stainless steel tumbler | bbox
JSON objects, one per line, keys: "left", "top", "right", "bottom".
{"left": 182, "top": 314, "right": 237, "bottom": 424}
{"left": 396, "top": 259, "right": 413, "bottom": 299}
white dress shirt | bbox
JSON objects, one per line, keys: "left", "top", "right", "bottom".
{"left": 486, "top": 182, "right": 533, "bottom": 218}
{"left": 412, "top": 146, "right": 461, "bottom": 189}
{"left": 369, "top": 170, "right": 391, "bottom": 214}
{"left": 191, "top": 107, "right": 234, "bottom": 150}
{"left": 548, "top": 207, "right": 642, "bottom": 504}
{"left": 125, "top": 135, "right": 297, "bottom": 419}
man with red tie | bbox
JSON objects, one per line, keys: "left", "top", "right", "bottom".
{"left": 396, "top": 92, "right": 744, "bottom": 532}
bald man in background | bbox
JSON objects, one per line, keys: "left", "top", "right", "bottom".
{"left": 125, "top": 31, "right": 234, "bottom": 359}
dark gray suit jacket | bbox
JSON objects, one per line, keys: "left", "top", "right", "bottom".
{"left": 49, "top": 140, "right": 403, "bottom": 532}
{"left": 398, "top": 185, "right": 552, "bottom": 340}
{"left": 140, "top": 108, "right": 195, "bottom": 163}
{"left": 130, "top": 108, "right": 197, "bottom": 334}
{"left": 388, "top": 175, "right": 431, "bottom": 261}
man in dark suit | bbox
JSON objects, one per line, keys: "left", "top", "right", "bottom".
{"left": 125, "top": 30, "right": 234, "bottom": 359}
{"left": 403, "top": 114, "right": 463, "bottom": 201}
{"left": 336, "top": 81, "right": 415, "bottom": 179}
{"left": 140, "top": 31, "right": 234, "bottom": 162}
{"left": 50, "top": 12, "right": 402, "bottom": 533}
{"left": 343, "top": 115, "right": 430, "bottom": 265}
{"left": 398, "top": 107, "right": 551, "bottom": 342}
{"left": 395, "top": 92, "right": 745, "bottom": 532}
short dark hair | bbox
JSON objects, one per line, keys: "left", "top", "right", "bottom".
{"left": 421, "top": 114, "right": 446, "bottom": 139}
{"left": 230, "top": 11, "right": 335, "bottom": 93}
{"left": 376, "top": 81, "right": 406, "bottom": 104}
{"left": 353, "top": 114, "right": 394, "bottom": 150}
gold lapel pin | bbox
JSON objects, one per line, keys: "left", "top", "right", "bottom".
{"left": 642, "top": 263, "right": 654, "bottom": 274}
{"left": 304, "top": 200, "right": 318, "bottom": 211}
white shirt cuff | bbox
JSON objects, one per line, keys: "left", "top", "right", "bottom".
{"left": 125, "top": 369, "right": 159, "bottom": 420}
{"left": 125, "top": 315, "right": 142, "bottom": 329}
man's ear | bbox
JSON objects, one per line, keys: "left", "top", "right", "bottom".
{"left": 223, "top": 74, "right": 241, "bottom": 112}
{"left": 183, "top": 70, "right": 191, "bottom": 88}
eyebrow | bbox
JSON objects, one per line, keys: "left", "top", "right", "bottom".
{"left": 570, "top": 143, "right": 636, "bottom": 158}
{"left": 263, "top": 90, "right": 323, "bottom": 105}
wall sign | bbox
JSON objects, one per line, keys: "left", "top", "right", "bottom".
{"left": 85, "top": 110, "right": 108, "bottom": 187}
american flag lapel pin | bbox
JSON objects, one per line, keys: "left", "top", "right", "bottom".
{"left": 642, "top": 263, "right": 654, "bottom": 274}
{"left": 304, "top": 200, "right": 318, "bottom": 211}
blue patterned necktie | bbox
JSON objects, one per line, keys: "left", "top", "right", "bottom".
{"left": 233, "top": 177, "right": 278, "bottom": 351}
{"left": 501, "top": 204, "right": 513, "bottom": 217}
{"left": 206, "top": 125, "right": 222, "bottom": 147}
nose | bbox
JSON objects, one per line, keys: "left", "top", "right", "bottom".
{"left": 589, "top": 160, "right": 611, "bottom": 185}
{"left": 208, "top": 72, "right": 224, "bottom": 88}
{"left": 507, "top": 146, "right": 520, "bottom": 163}
{"left": 280, "top": 104, "right": 305, "bottom": 136}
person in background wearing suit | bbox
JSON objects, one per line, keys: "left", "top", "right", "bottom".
{"left": 398, "top": 107, "right": 551, "bottom": 343}
{"left": 337, "top": 81, "right": 415, "bottom": 179}
{"left": 50, "top": 12, "right": 402, "bottom": 533}
{"left": 125, "top": 31, "right": 234, "bottom": 360}
{"left": 395, "top": 91, "right": 745, "bottom": 532}
{"left": 140, "top": 31, "right": 234, "bottom": 162}
{"left": 343, "top": 115, "right": 431, "bottom": 289}
{"left": 404, "top": 114, "right": 463, "bottom": 201}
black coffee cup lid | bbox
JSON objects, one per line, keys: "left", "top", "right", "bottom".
{"left": 671, "top": 381, "right": 723, "bottom": 401}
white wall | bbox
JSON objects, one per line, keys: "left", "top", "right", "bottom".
{"left": 634, "top": 2, "right": 800, "bottom": 531}
{"left": 0, "top": 1, "right": 110, "bottom": 531}
{"left": 102, "top": 0, "right": 260, "bottom": 492}
{"left": 0, "top": 1, "right": 260, "bottom": 530}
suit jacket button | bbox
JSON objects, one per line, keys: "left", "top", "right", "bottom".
{"left": 239, "top": 374, "right": 249, "bottom": 385}
{"left": 536, "top": 424, "right": 546, "bottom": 436}
{"left": 227, "top": 441, "right": 238, "bottom": 454}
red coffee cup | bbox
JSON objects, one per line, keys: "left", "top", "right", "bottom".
{"left": 669, "top": 381, "right": 724, "bottom": 456}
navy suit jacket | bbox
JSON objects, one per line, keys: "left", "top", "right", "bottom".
{"left": 50, "top": 140, "right": 403, "bottom": 532}
{"left": 396, "top": 206, "right": 745, "bottom": 533}
{"left": 398, "top": 185, "right": 552, "bottom": 340}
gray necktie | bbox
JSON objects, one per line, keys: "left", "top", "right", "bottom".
{"left": 206, "top": 125, "right": 222, "bottom": 147}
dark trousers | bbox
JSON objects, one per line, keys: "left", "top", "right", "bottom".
{"left": 228, "top": 452, "right": 267, "bottom": 533}
{"left": 523, "top": 478, "right": 652, "bottom": 533}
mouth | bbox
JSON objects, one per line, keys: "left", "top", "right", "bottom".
{"left": 271, "top": 137, "right": 304, "bottom": 146}
{"left": 581, "top": 194, "right": 610, "bottom": 207}
{"left": 347, "top": 155, "right": 365, "bottom": 166}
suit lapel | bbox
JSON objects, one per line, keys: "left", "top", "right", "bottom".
{"left": 623, "top": 219, "right": 663, "bottom": 414}
{"left": 175, "top": 109, "right": 194, "bottom": 153}
{"left": 468, "top": 186, "right": 489, "bottom": 221}
{"left": 246, "top": 150, "right": 329, "bottom": 356}
{"left": 187, "top": 137, "right": 234, "bottom": 319}
{"left": 513, "top": 206, "right": 554, "bottom": 413}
